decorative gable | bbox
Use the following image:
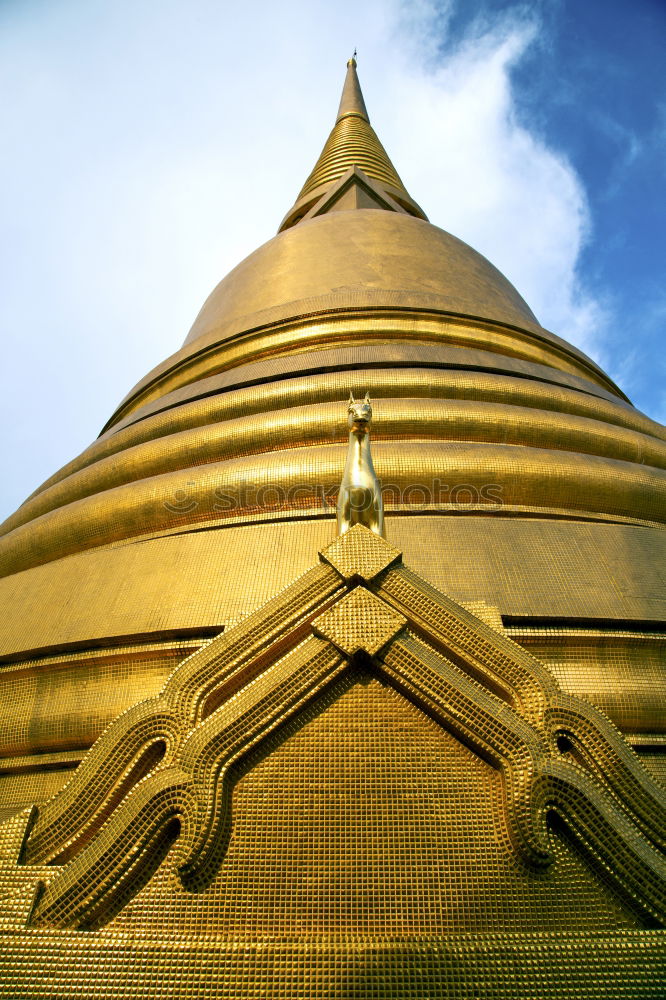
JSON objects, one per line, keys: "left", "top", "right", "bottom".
{"left": 0, "top": 526, "right": 663, "bottom": 935}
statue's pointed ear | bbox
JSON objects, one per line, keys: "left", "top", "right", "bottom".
{"left": 364, "top": 392, "right": 370, "bottom": 403}
{"left": 349, "top": 391, "right": 355, "bottom": 404}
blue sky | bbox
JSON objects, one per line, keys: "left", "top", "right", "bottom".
{"left": 0, "top": 0, "right": 664, "bottom": 523}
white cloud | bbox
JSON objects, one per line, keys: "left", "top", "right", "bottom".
{"left": 383, "top": 5, "right": 609, "bottom": 364}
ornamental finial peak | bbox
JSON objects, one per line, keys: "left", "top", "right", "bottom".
{"left": 277, "top": 59, "right": 427, "bottom": 231}
{"left": 337, "top": 53, "right": 368, "bottom": 122}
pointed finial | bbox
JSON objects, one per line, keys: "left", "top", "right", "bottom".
{"left": 337, "top": 54, "right": 368, "bottom": 122}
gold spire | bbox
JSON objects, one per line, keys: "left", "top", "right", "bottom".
{"left": 336, "top": 56, "right": 369, "bottom": 121}
{"left": 279, "top": 59, "right": 426, "bottom": 231}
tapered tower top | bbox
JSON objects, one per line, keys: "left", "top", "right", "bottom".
{"left": 279, "top": 57, "right": 426, "bottom": 231}
{"left": 336, "top": 56, "right": 369, "bottom": 120}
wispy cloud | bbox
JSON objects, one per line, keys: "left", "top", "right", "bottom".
{"left": 383, "top": 3, "right": 610, "bottom": 365}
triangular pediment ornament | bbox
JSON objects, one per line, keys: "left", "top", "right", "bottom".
{"left": 1, "top": 526, "right": 664, "bottom": 931}
{"left": 299, "top": 166, "right": 411, "bottom": 223}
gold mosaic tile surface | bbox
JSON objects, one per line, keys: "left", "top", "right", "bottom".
{"left": 312, "top": 586, "right": 407, "bottom": 655}
{"left": 509, "top": 629, "right": 666, "bottom": 733}
{"left": 106, "top": 672, "right": 640, "bottom": 937}
{"left": 0, "top": 527, "right": 662, "bottom": 985}
{"left": 0, "top": 770, "right": 74, "bottom": 824}
{"left": 0, "top": 518, "right": 664, "bottom": 659}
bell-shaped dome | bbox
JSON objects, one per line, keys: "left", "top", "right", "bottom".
{"left": 183, "top": 210, "right": 542, "bottom": 351}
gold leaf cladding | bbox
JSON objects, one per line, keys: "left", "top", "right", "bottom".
{"left": 320, "top": 522, "right": 402, "bottom": 581}
{"left": 311, "top": 587, "right": 407, "bottom": 657}
{"left": 23, "top": 562, "right": 344, "bottom": 868}
{"left": 31, "top": 638, "right": 347, "bottom": 929}
{"left": 0, "top": 532, "right": 664, "bottom": 933}
{"left": 370, "top": 560, "right": 666, "bottom": 922}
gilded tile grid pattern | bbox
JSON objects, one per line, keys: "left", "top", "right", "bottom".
{"left": 643, "top": 756, "right": 666, "bottom": 786}
{"left": 0, "top": 518, "right": 663, "bottom": 819}
{"left": 0, "top": 642, "right": 202, "bottom": 758}
{"left": 0, "top": 671, "right": 664, "bottom": 996}
{"left": 508, "top": 630, "right": 666, "bottom": 733}
{"left": 1, "top": 931, "right": 663, "bottom": 999}
{"left": 103, "top": 673, "right": 640, "bottom": 938}
{"left": 1, "top": 518, "right": 664, "bottom": 659}
{"left": 0, "top": 770, "right": 74, "bottom": 823}
{"left": 0, "top": 527, "right": 662, "bottom": 982}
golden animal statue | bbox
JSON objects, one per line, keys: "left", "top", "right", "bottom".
{"left": 336, "top": 393, "right": 384, "bottom": 537}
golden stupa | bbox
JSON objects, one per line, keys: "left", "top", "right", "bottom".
{"left": 0, "top": 59, "right": 664, "bottom": 997}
